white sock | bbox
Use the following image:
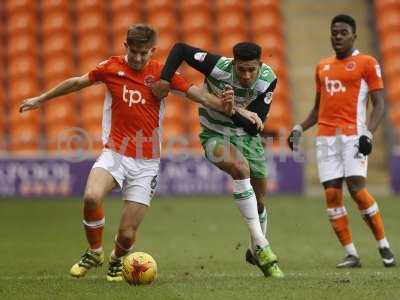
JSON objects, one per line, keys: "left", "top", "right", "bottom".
{"left": 344, "top": 243, "right": 359, "bottom": 257}
{"left": 233, "top": 179, "right": 268, "bottom": 249}
{"left": 378, "top": 238, "right": 390, "bottom": 249}
{"left": 90, "top": 247, "right": 103, "bottom": 253}
{"left": 249, "top": 207, "right": 268, "bottom": 253}
{"left": 110, "top": 250, "right": 123, "bottom": 261}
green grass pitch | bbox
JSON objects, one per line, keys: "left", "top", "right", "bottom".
{"left": 0, "top": 195, "right": 399, "bottom": 299}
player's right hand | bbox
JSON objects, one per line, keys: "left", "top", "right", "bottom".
{"left": 221, "top": 86, "right": 234, "bottom": 116}
{"left": 19, "top": 97, "right": 43, "bottom": 113}
{"left": 287, "top": 125, "right": 303, "bottom": 151}
{"left": 151, "top": 79, "right": 170, "bottom": 99}
{"left": 236, "top": 108, "right": 264, "bottom": 131}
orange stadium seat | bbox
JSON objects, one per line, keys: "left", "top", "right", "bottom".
{"left": 216, "top": 10, "right": 247, "bottom": 36}
{"left": 180, "top": 0, "right": 210, "bottom": 14}
{"left": 8, "top": 55, "right": 39, "bottom": 80}
{"left": 77, "top": 32, "right": 109, "bottom": 58}
{"left": 110, "top": 0, "right": 139, "bottom": 14}
{"left": 164, "top": 95, "right": 184, "bottom": 122}
{"left": 9, "top": 79, "right": 39, "bottom": 104}
{"left": 78, "top": 54, "right": 109, "bottom": 74}
{"left": 255, "top": 32, "right": 285, "bottom": 60}
{"left": 376, "top": 10, "right": 400, "bottom": 34}
{"left": 380, "top": 31, "right": 400, "bottom": 57}
{"left": 386, "top": 75, "right": 400, "bottom": 103}
{"left": 76, "top": 11, "right": 107, "bottom": 34}
{"left": 152, "top": 32, "right": 177, "bottom": 61}
{"left": 42, "top": 11, "right": 71, "bottom": 35}
{"left": 162, "top": 121, "right": 187, "bottom": 154}
{"left": 382, "top": 53, "right": 400, "bottom": 77}
{"left": 375, "top": 0, "right": 400, "bottom": 13}
{"left": 7, "top": 34, "right": 38, "bottom": 58}
{"left": 7, "top": 11, "right": 37, "bottom": 35}
{"left": 181, "top": 66, "right": 205, "bottom": 86}
{"left": 147, "top": 10, "right": 177, "bottom": 34}
{"left": 42, "top": 34, "right": 73, "bottom": 57}
{"left": 181, "top": 11, "right": 212, "bottom": 35}
{"left": 75, "top": 0, "right": 106, "bottom": 13}
{"left": 81, "top": 121, "right": 104, "bottom": 153}
{"left": 41, "top": 0, "right": 70, "bottom": 13}
{"left": 43, "top": 55, "right": 74, "bottom": 80}
{"left": 44, "top": 97, "right": 77, "bottom": 125}
{"left": 145, "top": 0, "right": 176, "bottom": 12}
{"left": 111, "top": 10, "right": 141, "bottom": 36}
{"left": 182, "top": 32, "right": 213, "bottom": 51}
{"left": 250, "top": 0, "right": 280, "bottom": 13}
{"left": 8, "top": 102, "right": 41, "bottom": 124}
{"left": 81, "top": 100, "right": 105, "bottom": 125}
{"left": 250, "top": 10, "right": 282, "bottom": 35}
{"left": 112, "top": 30, "right": 128, "bottom": 54}
{"left": 217, "top": 32, "right": 248, "bottom": 57}
{"left": 9, "top": 123, "right": 41, "bottom": 153}
{"left": 215, "top": 0, "right": 245, "bottom": 11}
{"left": 5, "top": 0, "right": 35, "bottom": 14}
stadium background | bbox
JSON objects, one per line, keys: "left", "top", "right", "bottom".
{"left": 0, "top": 0, "right": 399, "bottom": 197}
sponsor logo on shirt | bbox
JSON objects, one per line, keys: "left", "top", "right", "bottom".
{"left": 325, "top": 76, "right": 346, "bottom": 96}
{"left": 194, "top": 52, "right": 207, "bottom": 62}
{"left": 122, "top": 85, "right": 146, "bottom": 106}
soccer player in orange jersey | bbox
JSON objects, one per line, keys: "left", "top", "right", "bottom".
{"left": 19, "top": 24, "right": 243, "bottom": 281}
{"left": 288, "top": 15, "right": 395, "bottom": 268}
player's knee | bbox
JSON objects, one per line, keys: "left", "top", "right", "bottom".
{"left": 230, "top": 160, "right": 250, "bottom": 179}
{"left": 119, "top": 227, "right": 136, "bottom": 241}
{"left": 83, "top": 191, "right": 102, "bottom": 209}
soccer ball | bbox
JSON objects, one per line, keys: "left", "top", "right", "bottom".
{"left": 122, "top": 252, "right": 157, "bottom": 285}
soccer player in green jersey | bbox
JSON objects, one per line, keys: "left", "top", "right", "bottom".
{"left": 152, "top": 42, "right": 284, "bottom": 278}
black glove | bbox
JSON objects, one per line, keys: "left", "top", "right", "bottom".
{"left": 287, "top": 125, "right": 303, "bottom": 151}
{"left": 358, "top": 131, "right": 373, "bottom": 155}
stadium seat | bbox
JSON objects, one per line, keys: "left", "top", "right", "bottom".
{"left": 76, "top": 10, "right": 107, "bottom": 34}
{"left": 44, "top": 97, "right": 77, "bottom": 125}
{"left": 77, "top": 32, "right": 109, "bottom": 58}
{"left": 376, "top": 10, "right": 400, "bottom": 34}
{"left": 41, "top": 0, "right": 70, "bottom": 13}
{"left": 162, "top": 121, "right": 187, "bottom": 154}
{"left": 215, "top": 0, "right": 245, "bottom": 11}
{"left": 77, "top": 54, "right": 109, "bottom": 74}
{"left": 81, "top": 121, "right": 104, "bottom": 153}
{"left": 42, "top": 34, "right": 73, "bottom": 57}
{"left": 152, "top": 32, "right": 178, "bottom": 61}
{"left": 382, "top": 53, "right": 400, "bottom": 77}
{"left": 75, "top": 0, "right": 106, "bottom": 13}
{"left": 164, "top": 96, "right": 184, "bottom": 123}
{"left": 380, "top": 31, "right": 400, "bottom": 57}
{"left": 9, "top": 103, "right": 41, "bottom": 124}
{"left": 181, "top": 66, "right": 205, "bottom": 86}
{"left": 9, "top": 123, "right": 41, "bottom": 153}
{"left": 9, "top": 79, "right": 39, "bottom": 104}
{"left": 249, "top": 0, "right": 280, "bottom": 13}
{"left": 112, "top": 30, "right": 128, "bottom": 54}
{"left": 182, "top": 32, "right": 213, "bottom": 51}
{"left": 111, "top": 10, "right": 141, "bottom": 36}
{"left": 110, "top": 0, "right": 139, "bottom": 14}
{"left": 43, "top": 55, "right": 74, "bottom": 80}
{"left": 8, "top": 55, "right": 39, "bottom": 80}
{"left": 5, "top": 0, "right": 35, "bottom": 14}
{"left": 387, "top": 76, "right": 400, "bottom": 103}
{"left": 215, "top": 10, "right": 247, "bottom": 36}
{"left": 254, "top": 32, "right": 285, "bottom": 60}
{"left": 181, "top": 11, "right": 212, "bottom": 35}
{"left": 375, "top": 0, "right": 400, "bottom": 14}
{"left": 6, "top": 11, "right": 37, "bottom": 35}
{"left": 147, "top": 10, "right": 177, "bottom": 34}
{"left": 144, "top": 0, "right": 175, "bottom": 12}
{"left": 42, "top": 11, "right": 71, "bottom": 35}
{"left": 7, "top": 34, "right": 38, "bottom": 58}
{"left": 250, "top": 10, "right": 282, "bottom": 35}
{"left": 180, "top": 0, "right": 210, "bottom": 14}
{"left": 217, "top": 32, "right": 248, "bottom": 57}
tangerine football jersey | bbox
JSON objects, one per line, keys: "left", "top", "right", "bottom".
{"left": 88, "top": 56, "right": 191, "bottom": 159}
{"left": 315, "top": 50, "right": 383, "bottom": 136}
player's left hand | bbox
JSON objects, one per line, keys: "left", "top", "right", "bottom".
{"left": 358, "top": 130, "right": 373, "bottom": 155}
{"left": 236, "top": 108, "right": 264, "bottom": 131}
{"left": 151, "top": 80, "right": 170, "bottom": 99}
{"left": 221, "top": 86, "right": 235, "bottom": 116}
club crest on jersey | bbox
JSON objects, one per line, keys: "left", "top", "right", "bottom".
{"left": 144, "top": 75, "right": 155, "bottom": 87}
{"left": 345, "top": 61, "right": 356, "bottom": 71}
{"left": 194, "top": 52, "right": 207, "bottom": 62}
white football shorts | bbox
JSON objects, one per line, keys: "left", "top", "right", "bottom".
{"left": 92, "top": 149, "right": 160, "bottom": 206}
{"left": 316, "top": 135, "right": 368, "bottom": 183}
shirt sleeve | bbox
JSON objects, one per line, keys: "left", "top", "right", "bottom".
{"left": 245, "top": 78, "right": 277, "bottom": 122}
{"left": 170, "top": 71, "right": 192, "bottom": 93}
{"left": 88, "top": 59, "right": 110, "bottom": 82}
{"left": 364, "top": 57, "right": 384, "bottom": 91}
{"left": 315, "top": 64, "right": 321, "bottom": 93}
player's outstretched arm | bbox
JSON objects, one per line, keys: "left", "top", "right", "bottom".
{"left": 19, "top": 74, "right": 94, "bottom": 113}
{"left": 185, "top": 85, "right": 234, "bottom": 116}
{"left": 357, "top": 89, "right": 385, "bottom": 156}
{"left": 287, "top": 92, "right": 321, "bottom": 151}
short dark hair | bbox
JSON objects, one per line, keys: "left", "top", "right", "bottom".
{"left": 331, "top": 14, "right": 356, "bottom": 33}
{"left": 233, "top": 42, "right": 261, "bottom": 61}
{"left": 126, "top": 24, "right": 157, "bottom": 46}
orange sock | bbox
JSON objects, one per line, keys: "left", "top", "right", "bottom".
{"left": 352, "top": 188, "right": 385, "bottom": 241}
{"left": 325, "top": 187, "right": 353, "bottom": 246}
{"left": 114, "top": 229, "right": 135, "bottom": 258}
{"left": 83, "top": 204, "right": 105, "bottom": 251}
